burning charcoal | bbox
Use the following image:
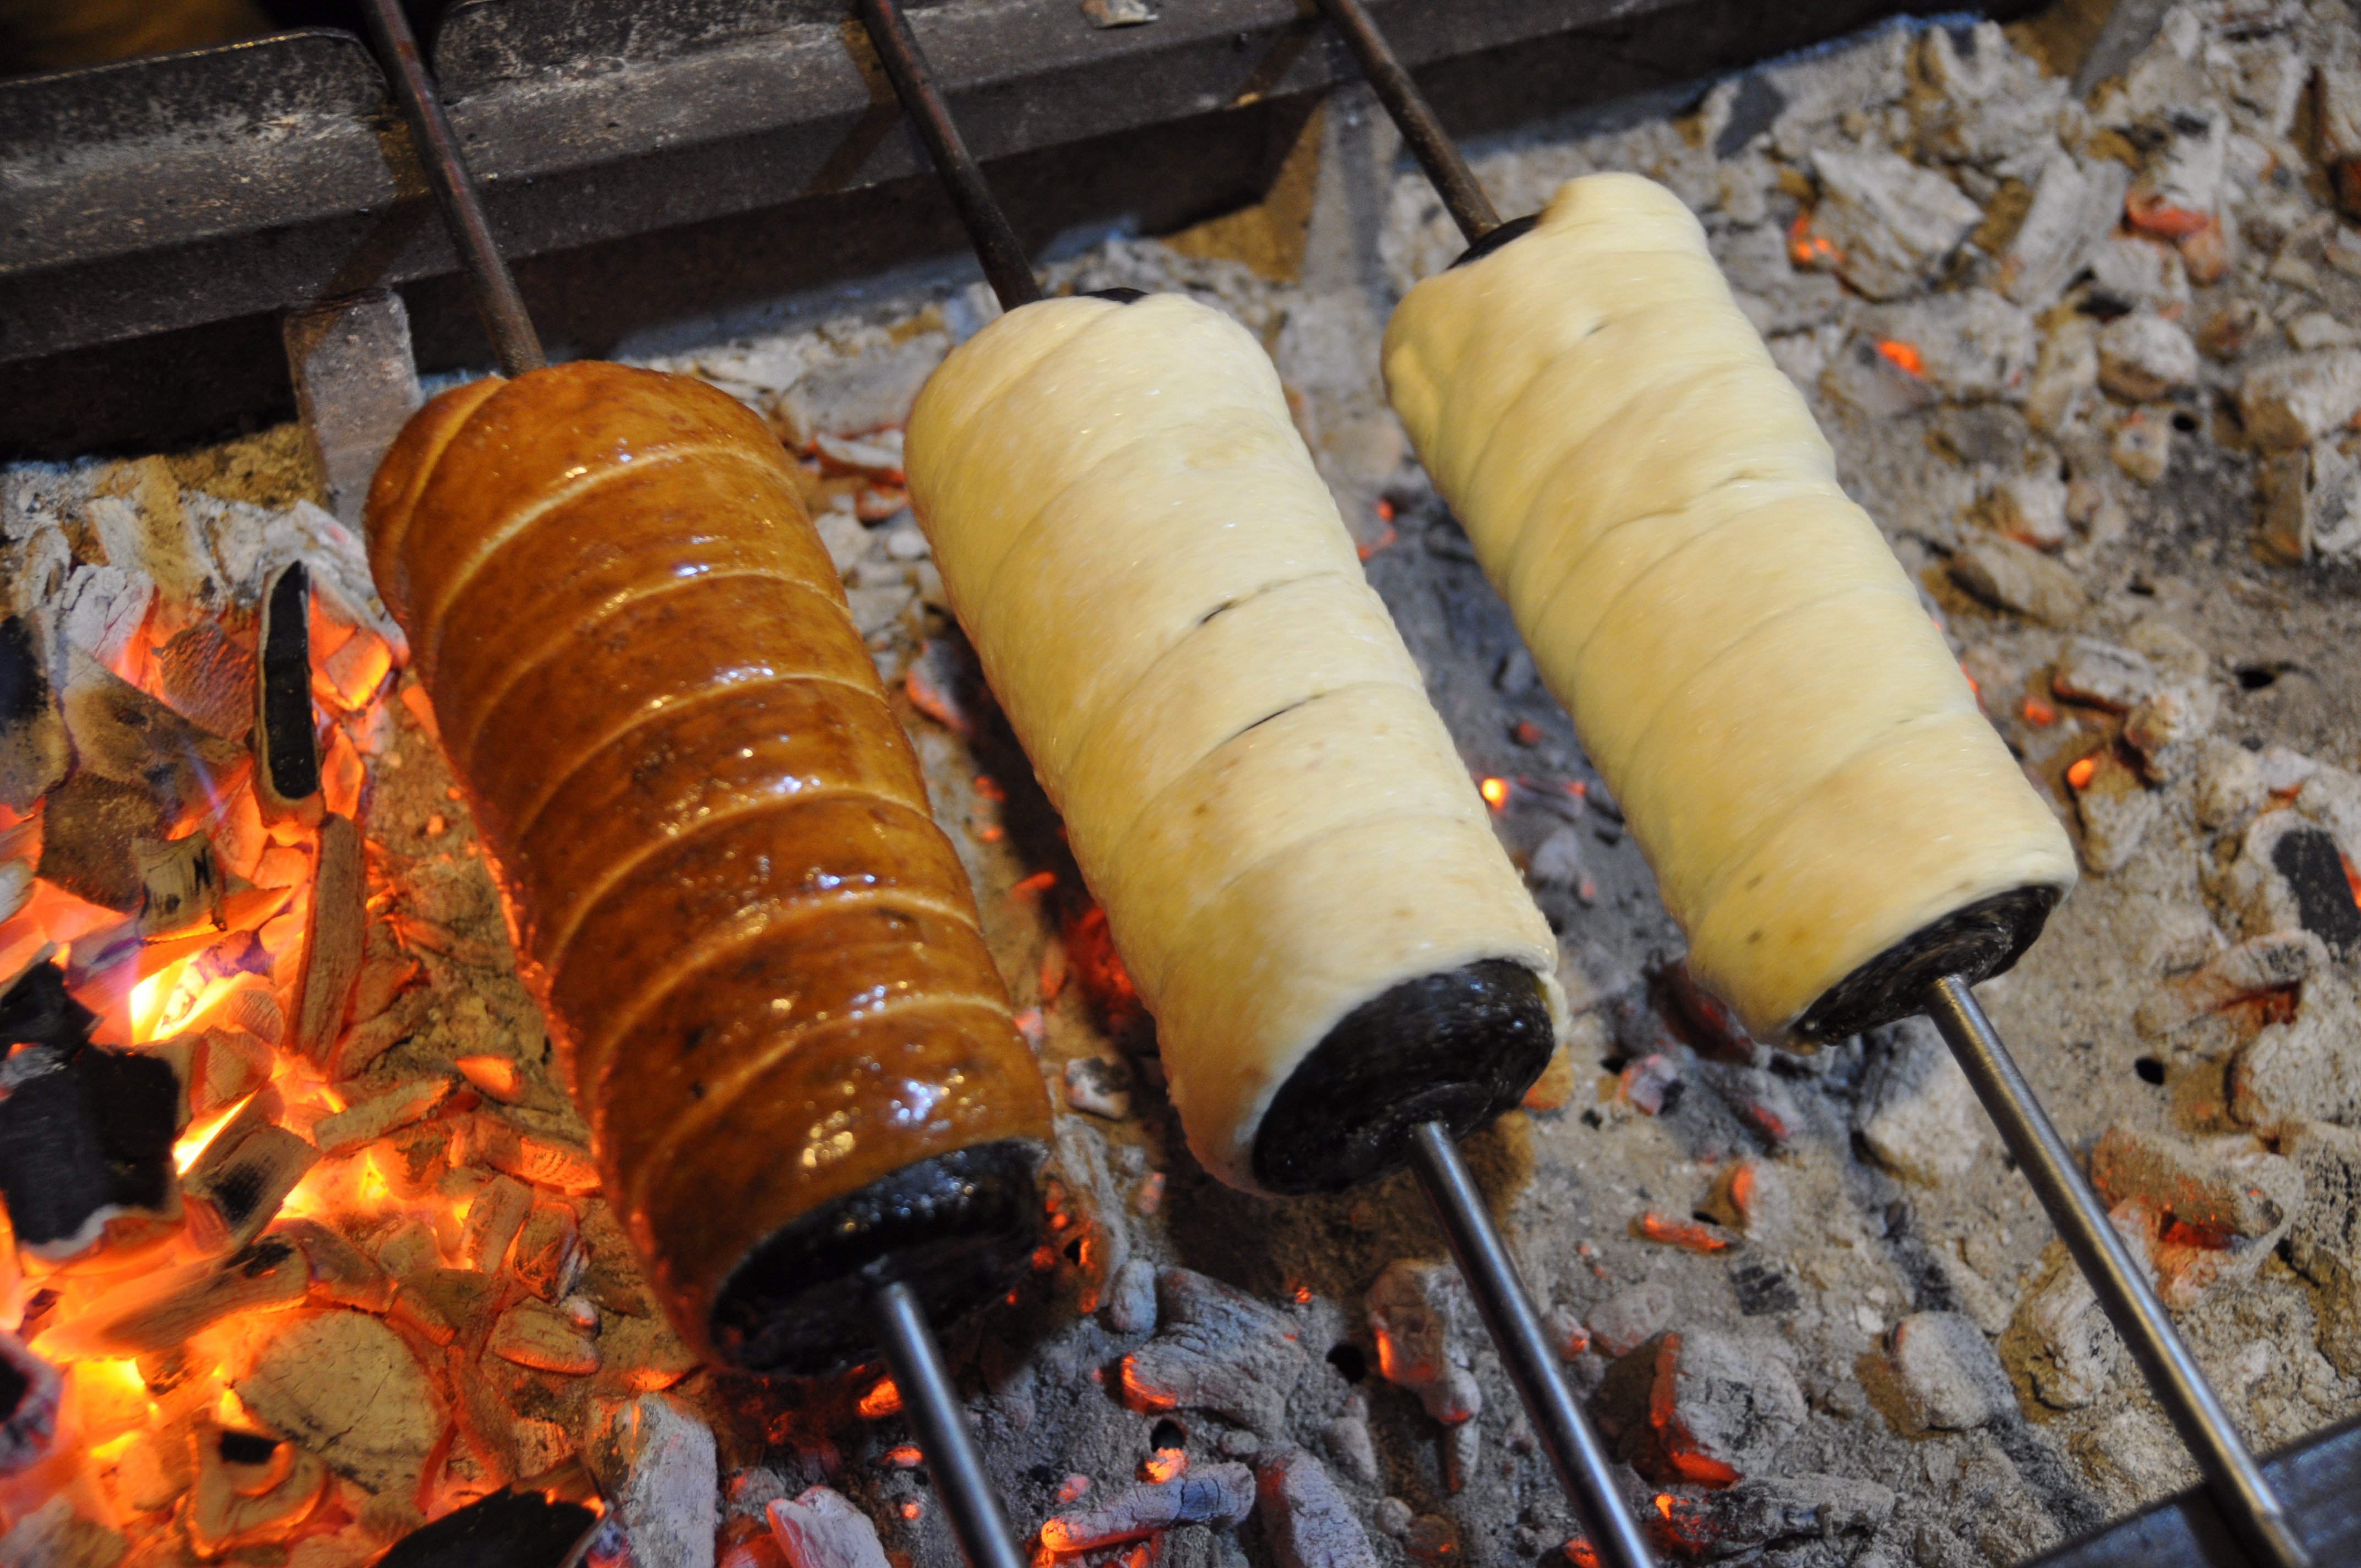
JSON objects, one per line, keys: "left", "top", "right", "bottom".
{"left": 235, "top": 1309, "right": 445, "bottom": 1495}
{"left": 58, "top": 648, "right": 247, "bottom": 826}
{"left": 391, "top": 1267, "right": 498, "bottom": 1346}
{"left": 2011, "top": 1221, "right": 2152, "bottom": 1411}
{"left": 1947, "top": 535, "right": 2082, "bottom": 627}
{"left": 0, "top": 1496, "right": 127, "bottom": 1568}
{"left": 1855, "top": 1016, "right": 1983, "bottom": 1185}
{"left": 2280, "top": 1120, "right": 2361, "bottom": 1375}
{"left": 1121, "top": 1268, "right": 1308, "bottom": 1438}
{"left": 273, "top": 1217, "right": 394, "bottom": 1311}
{"left": 289, "top": 813, "right": 365, "bottom": 1066}
{"left": 2238, "top": 349, "right": 2361, "bottom": 450}
{"left": 1804, "top": 149, "right": 1981, "bottom": 301}
{"left": 2052, "top": 637, "right": 2159, "bottom": 714}
{"left": 464, "top": 1114, "right": 601, "bottom": 1194}
{"left": 1588, "top": 1329, "right": 1803, "bottom": 1485}
{"left": 1703, "top": 1160, "right": 1791, "bottom": 1240}
{"left": 1981, "top": 470, "right": 2069, "bottom": 550}
{"left": 1727, "top": 1262, "right": 1802, "bottom": 1319}
{"left": 592, "top": 1392, "right": 718, "bottom": 1568}
{"left": 594, "top": 1311, "right": 700, "bottom": 1393}
{"left": 254, "top": 562, "right": 322, "bottom": 823}
{"left": 311, "top": 1076, "right": 448, "bottom": 1158}
{"left": 1041, "top": 1462, "right": 1254, "bottom": 1549}
{"left": 1645, "top": 1474, "right": 1895, "bottom": 1560}
{"left": 1878, "top": 1311, "right": 2013, "bottom": 1433}
{"left": 2225, "top": 812, "right": 2361, "bottom": 957}
{"left": 188, "top": 1414, "right": 329, "bottom": 1556}
{"left": 1820, "top": 336, "right": 1939, "bottom": 419}
{"left": 1366, "top": 1260, "right": 1479, "bottom": 1425}
{"left": 766, "top": 1486, "right": 888, "bottom": 1568}
{"left": 447, "top": 1342, "right": 520, "bottom": 1487}
{"left": 2258, "top": 442, "right": 2361, "bottom": 565}
{"left": 1063, "top": 1055, "right": 1133, "bottom": 1119}
{"left": 2136, "top": 931, "right": 2319, "bottom": 1038}
{"left": 461, "top": 1173, "right": 532, "bottom": 1272}
{"left": 0, "top": 1330, "right": 60, "bottom": 1476}
{"left": 0, "top": 959, "right": 95, "bottom": 1052}
{"left": 1617, "top": 1053, "right": 1682, "bottom": 1116}
{"left": 1255, "top": 1449, "right": 1375, "bottom": 1568}
{"left": 1699, "top": 1065, "right": 1801, "bottom": 1147}
{"left": 140, "top": 1025, "right": 271, "bottom": 1124}
{"left": 0, "top": 616, "right": 67, "bottom": 815}
{"left": 2123, "top": 681, "right": 2219, "bottom": 782}
{"left": 1587, "top": 1282, "right": 1675, "bottom": 1359}
{"left": 512, "top": 1199, "right": 582, "bottom": 1300}
{"left": 2073, "top": 748, "right": 2161, "bottom": 874}
{"left": 132, "top": 830, "right": 224, "bottom": 939}
{"left": 374, "top": 1487, "right": 602, "bottom": 1568}
{"left": 1997, "top": 155, "right": 2131, "bottom": 309}
{"left": 490, "top": 1298, "right": 601, "bottom": 1375}
{"left": 775, "top": 338, "right": 949, "bottom": 451}
{"left": 185, "top": 1123, "right": 317, "bottom": 1255}
{"left": 35, "top": 772, "right": 172, "bottom": 911}
{"left": 1319, "top": 1395, "right": 1379, "bottom": 1486}
{"left": 0, "top": 1029, "right": 182, "bottom": 1264}
{"left": 154, "top": 620, "right": 256, "bottom": 740}
{"left": 1858, "top": 291, "right": 2036, "bottom": 401}
{"left": 2091, "top": 1125, "right": 2300, "bottom": 1248}
{"left": 1106, "top": 1255, "right": 1157, "bottom": 1335}
{"left": 2231, "top": 981, "right": 2361, "bottom": 1129}
{"left": 31, "top": 1235, "right": 307, "bottom": 1360}
{"left": 452, "top": 1053, "right": 523, "bottom": 1102}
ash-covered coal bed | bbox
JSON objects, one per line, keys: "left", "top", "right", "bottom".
{"left": 7, "top": 3, "right": 2361, "bottom": 1566}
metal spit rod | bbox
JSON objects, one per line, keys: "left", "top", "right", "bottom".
{"left": 1924, "top": 979, "right": 2310, "bottom": 1568}
{"left": 848, "top": 3, "right": 1654, "bottom": 1560}
{"left": 1307, "top": 2, "right": 2311, "bottom": 1560}
{"left": 356, "top": 0, "right": 545, "bottom": 376}
{"left": 349, "top": 12, "right": 1017, "bottom": 1568}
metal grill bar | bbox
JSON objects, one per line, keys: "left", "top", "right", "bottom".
{"left": 1924, "top": 978, "right": 2310, "bottom": 1568}
{"left": 356, "top": 0, "right": 544, "bottom": 377}
{"left": 871, "top": 1281, "right": 1031, "bottom": 1568}
{"left": 1411, "top": 1122, "right": 1659, "bottom": 1568}
{"left": 853, "top": 0, "right": 1043, "bottom": 312}
{"left": 1310, "top": 0, "right": 1498, "bottom": 243}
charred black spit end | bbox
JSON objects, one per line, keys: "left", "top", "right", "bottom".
{"left": 1252, "top": 959, "right": 1555, "bottom": 1195}
{"left": 1086, "top": 288, "right": 1149, "bottom": 303}
{"left": 1790, "top": 885, "right": 2059, "bottom": 1046}
{"left": 709, "top": 1140, "right": 1043, "bottom": 1379}
{"left": 1449, "top": 213, "right": 1541, "bottom": 271}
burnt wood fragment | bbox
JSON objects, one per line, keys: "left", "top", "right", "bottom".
{"left": 373, "top": 1485, "right": 600, "bottom": 1568}
{"left": 0, "top": 961, "right": 96, "bottom": 1052}
{"left": 31, "top": 771, "right": 170, "bottom": 912}
{"left": 0, "top": 615, "right": 68, "bottom": 814}
{"left": 0, "top": 997, "right": 183, "bottom": 1259}
{"left": 254, "top": 562, "right": 322, "bottom": 822}
{"left": 2270, "top": 826, "right": 2361, "bottom": 959}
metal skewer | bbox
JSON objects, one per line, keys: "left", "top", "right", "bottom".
{"left": 849, "top": 5, "right": 1653, "bottom": 1561}
{"left": 1307, "top": 2, "right": 2312, "bottom": 1560}
{"left": 356, "top": 0, "right": 543, "bottom": 377}
{"left": 351, "top": 12, "right": 1022, "bottom": 1568}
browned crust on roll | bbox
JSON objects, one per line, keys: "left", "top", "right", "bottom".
{"left": 365, "top": 361, "right": 1050, "bottom": 1363}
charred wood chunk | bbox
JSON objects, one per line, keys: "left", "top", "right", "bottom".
{"left": 0, "top": 961, "right": 97, "bottom": 1053}
{"left": 1252, "top": 960, "right": 1554, "bottom": 1195}
{"left": 0, "top": 614, "right": 68, "bottom": 814}
{"left": 0, "top": 1026, "right": 182, "bottom": 1259}
{"left": 59, "top": 648, "right": 248, "bottom": 823}
{"left": 373, "top": 1486, "right": 600, "bottom": 1568}
{"left": 255, "top": 562, "right": 319, "bottom": 814}
{"left": 2270, "top": 826, "right": 2361, "bottom": 959}
{"left": 0, "top": 1330, "right": 61, "bottom": 1476}
{"left": 33, "top": 772, "right": 171, "bottom": 912}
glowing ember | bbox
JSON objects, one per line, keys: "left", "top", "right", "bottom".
{"left": 2021, "top": 697, "right": 2058, "bottom": 727}
{"left": 1874, "top": 340, "right": 1924, "bottom": 377}
{"left": 1786, "top": 211, "right": 1842, "bottom": 269}
{"left": 1479, "top": 777, "right": 1510, "bottom": 810}
{"left": 858, "top": 1378, "right": 904, "bottom": 1418}
{"left": 1632, "top": 1213, "right": 1736, "bottom": 1253}
{"left": 1141, "top": 1447, "right": 1187, "bottom": 1484}
{"left": 2067, "top": 754, "right": 2100, "bottom": 790}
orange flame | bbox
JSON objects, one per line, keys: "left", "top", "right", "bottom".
{"left": 858, "top": 1378, "right": 903, "bottom": 1418}
{"left": 1479, "top": 777, "right": 1510, "bottom": 811}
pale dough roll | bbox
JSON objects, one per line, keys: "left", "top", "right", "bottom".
{"left": 1383, "top": 173, "right": 2076, "bottom": 1041}
{"left": 907, "top": 292, "right": 1563, "bottom": 1190}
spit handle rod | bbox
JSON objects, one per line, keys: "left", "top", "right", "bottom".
{"left": 356, "top": 0, "right": 545, "bottom": 377}
{"left": 1922, "top": 975, "right": 2310, "bottom": 1568}
{"left": 854, "top": 0, "right": 1044, "bottom": 312}
{"left": 1310, "top": 0, "right": 1498, "bottom": 244}
{"left": 870, "top": 1280, "right": 1030, "bottom": 1568}
{"left": 1410, "top": 1120, "right": 1658, "bottom": 1568}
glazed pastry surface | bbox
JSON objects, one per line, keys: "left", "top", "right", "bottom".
{"left": 1383, "top": 173, "right": 2076, "bottom": 1039}
{"left": 905, "top": 293, "right": 1563, "bottom": 1190}
{"left": 366, "top": 361, "right": 1049, "bottom": 1362}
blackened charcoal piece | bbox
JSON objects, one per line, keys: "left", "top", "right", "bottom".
{"left": 0, "top": 1036, "right": 181, "bottom": 1257}
{"left": 0, "top": 1330, "right": 61, "bottom": 1476}
{"left": 374, "top": 1487, "right": 600, "bottom": 1568}
{"left": 1729, "top": 1262, "right": 1802, "bottom": 1317}
{"left": 1252, "top": 960, "right": 1555, "bottom": 1195}
{"left": 2271, "top": 826, "right": 2361, "bottom": 959}
{"left": 1791, "top": 886, "right": 2058, "bottom": 1046}
{"left": 0, "top": 961, "right": 96, "bottom": 1052}
{"left": 254, "top": 562, "right": 319, "bottom": 812}
{"left": 711, "top": 1139, "right": 1041, "bottom": 1378}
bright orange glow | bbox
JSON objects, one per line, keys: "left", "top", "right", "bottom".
{"left": 2021, "top": 698, "right": 2057, "bottom": 727}
{"left": 1010, "top": 871, "right": 1057, "bottom": 899}
{"left": 1633, "top": 1212, "right": 1733, "bottom": 1253}
{"left": 2067, "top": 755, "right": 2099, "bottom": 790}
{"left": 858, "top": 1378, "right": 903, "bottom": 1419}
{"left": 900, "top": 1501, "right": 923, "bottom": 1522}
{"left": 2343, "top": 852, "right": 2361, "bottom": 908}
{"left": 128, "top": 959, "right": 190, "bottom": 1040}
{"left": 1479, "top": 777, "right": 1510, "bottom": 810}
{"left": 173, "top": 1096, "right": 251, "bottom": 1175}
{"left": 1875, "top": 340, "right": 1924, "bottom": 377}
{"left": 1786, "top": 211, "right": 1842, "bottom": 268}
{"left": 884, "top": 1444, "right": 924, "bottom": 1468}
{"left": 1655, "top": 1495, "right": 1674, "bottom": 1520}
{"left": 453, "top": 1055, "right": 521, "bottom": 1100}
{"left": 1142, "top": 1447, "right": 1187, "bottom": 1484}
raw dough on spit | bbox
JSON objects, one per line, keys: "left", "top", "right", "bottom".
{"left": 1383, "top": 173, "right": 2076, "bottom": 1041}
{"left": 905, "top": 292, "right": 1564, "bottom": 1189}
